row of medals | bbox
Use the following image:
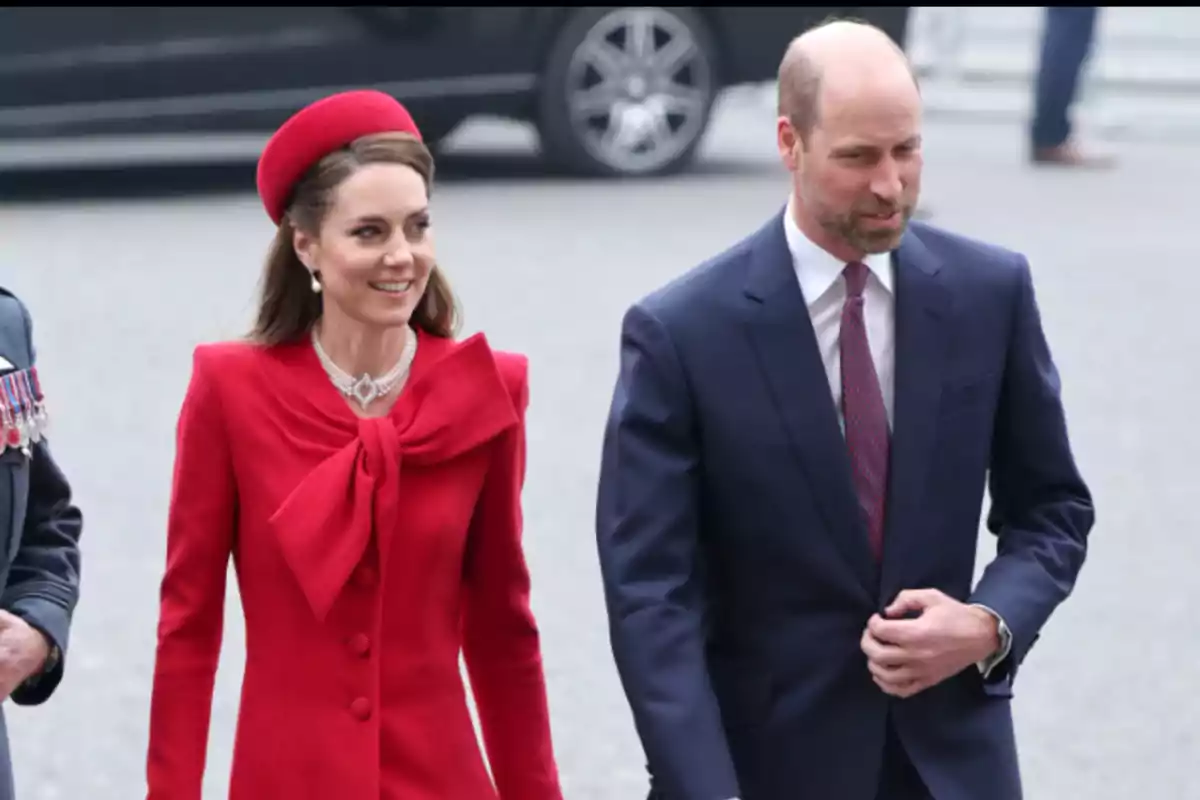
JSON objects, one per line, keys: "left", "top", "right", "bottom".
{"left": 1, "top": 367, "right": 47, "bottom": 457}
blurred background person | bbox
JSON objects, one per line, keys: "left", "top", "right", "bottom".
{"left": 1030, "top": 6, "right": 1114, "bottom": 167}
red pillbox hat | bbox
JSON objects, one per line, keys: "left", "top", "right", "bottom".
{"left": 256, "top": 90, "right": 423, "bottom": 225}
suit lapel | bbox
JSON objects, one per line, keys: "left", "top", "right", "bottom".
{"left": 879, "top": 230, "right": 951, "bottom": 600}
{"left": 742, "top": 211, "right": 877, "bottom": 598}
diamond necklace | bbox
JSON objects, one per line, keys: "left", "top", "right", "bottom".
{"left": 311, "top": 326, "right": 418, "bottom": 411}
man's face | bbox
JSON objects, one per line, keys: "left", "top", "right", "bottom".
{"left": 781, "top": 71, "right": 923, "bottom": 259}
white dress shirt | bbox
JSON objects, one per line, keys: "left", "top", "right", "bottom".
{"left": 781, "top": 201, "right": 1012, "bottom": 660}
{"left": 782, "top": 197, "right": 895, "bottom": 430}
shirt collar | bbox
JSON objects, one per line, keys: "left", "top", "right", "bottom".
{"left": 782, "top": 195, "right": 894, "bottom": 307}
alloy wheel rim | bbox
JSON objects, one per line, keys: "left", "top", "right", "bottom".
{"left": 564, "top": 8, "right": 713, "bottom": 174}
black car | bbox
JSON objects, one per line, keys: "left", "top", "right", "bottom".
{"left": 0, "top": 7, "right": 909, "bottom": 177}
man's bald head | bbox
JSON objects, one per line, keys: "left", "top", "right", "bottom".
{"left": 774, "top": 18, "right": 924, "bottom": 262}
{"left": 777, "top": 19, "right": 919, "bottom": 145}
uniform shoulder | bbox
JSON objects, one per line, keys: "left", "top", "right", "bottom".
{"left": 0, "top": 286, "right": 31, "bottom": 329}
{"left": 0, "top": 288, "right": 36, "bottom": 364}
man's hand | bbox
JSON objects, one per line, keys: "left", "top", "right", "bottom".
{"left": 860, "top": 589, "right": 999, "bottom": 699}
{"left": 0, "top": 610, "right": 50, "bottom": 700}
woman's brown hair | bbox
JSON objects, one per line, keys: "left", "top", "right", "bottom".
{"left": 250, "top": 132, "right": 459, "bottom": 346}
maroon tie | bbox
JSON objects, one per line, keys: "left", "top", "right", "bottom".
{"left": 840, "top": 261, "right": 890, "bottom": 560}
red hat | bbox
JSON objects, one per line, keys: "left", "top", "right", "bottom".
{"left": 256, "top": 90, "right": 423, "bottom": 225}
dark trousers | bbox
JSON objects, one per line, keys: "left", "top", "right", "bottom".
{"left": 644, "top": 721, "right": 931, "bottom": 800}
{"left": 876, "top": 720, "right": 931, "bottom": 800}
{"left": 1031, "top": 6, "right": 1100, "bottom": 149}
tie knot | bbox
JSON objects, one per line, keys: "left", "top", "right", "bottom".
{"left": 844, "top": 261, "right": 869, "bottom": 297}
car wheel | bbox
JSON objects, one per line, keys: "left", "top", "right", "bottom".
{"left": 537, "top": 7, "right": 718, "bottom": 178}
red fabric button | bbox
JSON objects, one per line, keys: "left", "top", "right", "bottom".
{"left": 348, "top": 633, "right": 370, "bottom": 657}
{"left": 354, "top": 566, "right": 378, "bottom": 587}
{"left": 349, "top": 697, "right": 372, "bottom": 720}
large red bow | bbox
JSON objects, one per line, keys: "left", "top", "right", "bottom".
{"left": 268, "top": 336, "right": 519, "bottom": 621}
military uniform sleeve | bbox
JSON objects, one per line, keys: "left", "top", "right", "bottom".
{"left": 1, "top": 296, "right": 83, "bottom": 706}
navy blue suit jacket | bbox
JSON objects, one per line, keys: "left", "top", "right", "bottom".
{"left": 595, "top": 212, "right": 1094, "bottom": 800}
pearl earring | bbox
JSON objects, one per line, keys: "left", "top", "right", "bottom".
{"left": 310, "top": 271, "right": 321, "bottom": 293}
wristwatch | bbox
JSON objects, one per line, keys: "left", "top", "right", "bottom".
{"left": 43, "top": 644, "right": 61, "bottom": 673}
{"left": 23, "top": 645, "right": 59, "bottom": 688}
{"left": 973, "top": 605, "right": 1013, "bottom": 677}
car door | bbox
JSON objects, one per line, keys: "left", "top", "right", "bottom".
{"left": 0, "top": 7, "right": 454, "bottom": 140}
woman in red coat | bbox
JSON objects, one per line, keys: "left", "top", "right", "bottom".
{"left": 145, "top": 90, "right": 564, "bottom": 799}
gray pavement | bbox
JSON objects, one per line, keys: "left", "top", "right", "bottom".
{"left": 0, "top": 95, "right": 1194, "bottom": 799}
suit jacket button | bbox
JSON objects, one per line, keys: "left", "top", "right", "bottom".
{"left": 348, "top": 633, "right": 371, "bottom": 657}
{"left": 350, "top": 696, "right": 372, "bottom": 720}
{"left": 354, "top": 566, "right": 378, "bottom": 587}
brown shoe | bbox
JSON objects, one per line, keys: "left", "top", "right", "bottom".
{"left": 1031, "top": 140, "right": 1116, "bottom": 169}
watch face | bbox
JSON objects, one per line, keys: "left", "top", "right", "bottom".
{"left": 998, "top": 624, "right": 1013, "bottom": 653}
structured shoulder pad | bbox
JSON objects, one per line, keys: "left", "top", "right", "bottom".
{"left": 492, "top": 350, "right": 530, "bottom": 414}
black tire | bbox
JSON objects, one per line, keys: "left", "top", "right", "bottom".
{"left": 536, "top": 7, "right": 719, "bottom": 178}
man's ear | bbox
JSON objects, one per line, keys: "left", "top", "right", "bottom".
{"left": 777, "top": 116, "right": 803, "bottom": 172}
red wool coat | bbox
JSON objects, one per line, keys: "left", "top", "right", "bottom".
{"left": 146, "top": 329, "right": 563, "bottom": 799}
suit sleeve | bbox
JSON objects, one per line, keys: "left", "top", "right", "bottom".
{"left": 595, "top": 304, "right": 739, "bottom": 800}
{"left": 3, "top": 298, "right": 83, "bottom": 706}
{"left": 461, "top": 353, "right": 563, "bottom": 800}
{"left": 146, "top": 346, "right": 236, "bottom": 799}
{"left": 970, "top": 255, "right": 1094, "bottom": 685}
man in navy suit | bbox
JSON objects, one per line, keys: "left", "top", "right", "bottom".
{"left": 595, "top": 19, "right": 1093, "bottom": 800}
